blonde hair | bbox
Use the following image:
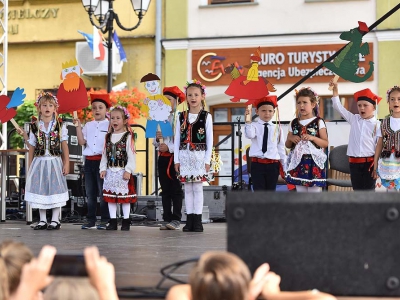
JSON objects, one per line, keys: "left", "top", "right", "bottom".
{"left": 37, "top": 93, "right": 59, "bottom": 112}
{"left": 43, "top": 277, "right": 100, "bottom": 300}
{"left": 190, "top": 251, "right": 251, "bottom": 300}
{"left": 0, "top": 240, "right": 33, "bottom": 295}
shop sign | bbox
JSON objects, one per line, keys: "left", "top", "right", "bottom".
{"left": 192, "top": 44, "right": 374, "bottom": 86}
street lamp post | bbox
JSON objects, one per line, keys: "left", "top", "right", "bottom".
{"left": 81, "top": 0, "right": 151, "bottom": 92}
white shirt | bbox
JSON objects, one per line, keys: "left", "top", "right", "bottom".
{"left": 99, "top": 132, "right": 136, "bottom": 174}
{"left": 245, "top": 119, "right": 287, "bottom": 166}
{"left": 82, "top": 119, "right": 109, "bottom": 156}
{"left": 332, "top": 95, "right": 381, "bottom": 157}
{"left": 389, "top": 116, "right": 400, "bottom": 131}
{"left": 28, "top": 119, "right": 68, "bottom": 156}
{"left": 288, "top": 117, "right": 326, "bottom": 132}
{"left": 174, "top": 112, "right": 213, "bottom": 164}
{"left": 152, "top": 111, "right": 177, "bottom": 153}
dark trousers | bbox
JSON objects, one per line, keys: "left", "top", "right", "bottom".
{"left": 349, "top": 162, "right": 376, "bottom": 190}
{"left": 84, "top": 159, "right": 110, "bottom": 223}
{"left": 158, "top": 155, "right": 183, "bottom": 222}
{"left": 251, "top": 161, "right": 280, "bottom": 191}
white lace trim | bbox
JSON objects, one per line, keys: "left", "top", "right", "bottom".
{"left": 103, "top": 169, "right": 129, "bottom": 195}
{"left": 286, "top": 141, "right": 327, "bottom": 171}
{"left": 25, "top": 191, "right": 68, "bottom": 209}
{"left": 378, "top": 156, "right": 400, "bottom": 180}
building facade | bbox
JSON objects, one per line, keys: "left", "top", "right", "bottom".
{"left": 162, "top": 0, "right": 400, "bottom": 185}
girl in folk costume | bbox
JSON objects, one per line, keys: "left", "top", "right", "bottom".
{"left": 374, "top": 86, "right": 400, "bottom": 191}
{"left": 25, "top": 92, "right": 69, "bottom": 230}
{"left": 100, "top": 106, "right": 136, "bottom": 231}
{"left": 285, "top": 88, "right": 329, "bottom": 192}
{"left": 174, "top": 80, "right": 213, "bottom": 233}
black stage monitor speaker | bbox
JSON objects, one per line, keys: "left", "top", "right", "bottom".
{"left": 227, "top": 191, "right": 400, "bottom": 296}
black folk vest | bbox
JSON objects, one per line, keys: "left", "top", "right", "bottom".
{"left": 30, "top": 117, "right": 63, "bottom": 157}
{"left": 380, "top": 118, "right": 400, "bottom": 158}
{"left": 291, "top": 117, "right": 324, "bottom": 149}
{"left": 105, "top": 132, "right": 130, "bottom": 168}
{"left": 179, "top": 110, "right": 208, "bottom": 151}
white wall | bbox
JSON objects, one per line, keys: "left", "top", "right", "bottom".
{"left": 189, "top": 0, "right": 375, "bottom": 38}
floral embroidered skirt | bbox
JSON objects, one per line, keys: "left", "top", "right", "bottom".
{"left": 377, "top": 155, "right": 400, "bottom": 190}
{"left": 103, "top": 169, "right": 137, "bottom": 203}
{"left": 25, "top": 156, "right": 68, "bottom": 209}
{"left": 286, "top": 154, "right": 326, "bottom": 187}
{"left": 177, "top": 148, "right": 209, "bottom": 182}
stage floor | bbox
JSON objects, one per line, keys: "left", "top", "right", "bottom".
{"left": 1, "top": 220, "right": 398, "bottom": 300}
{"left": 0, "top": 220, "right": 225, "bottom": 299}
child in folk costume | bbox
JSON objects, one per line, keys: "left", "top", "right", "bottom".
{"left": 100, "top": 106, "right": 137, "bottom": 231}
{"left": 329, "top": 80, "right": 382, "bottom": 190}
{"left": 374, "top": 86, "right": 400, "bottom": 191}
{"left": 75, "top": 93, "right": 111, "bottom": 230}
{"left": 154, "top": 86, "right": 185, "bottom": 230}
{"left": 174, "top": 80, "right": 213, "bottom": 233}
{"left": 244, "top": 95, "right": 286, "bottom": 191}
{"left": 25, "top": 92, "right": 69, "bottom": 230}
{"left": 285, "top": 88, "right": 329, "bottom": 192}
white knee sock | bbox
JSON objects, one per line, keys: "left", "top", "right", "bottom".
{"left": 39, "top": 209, "right": 47, "bottom": 223}
{"left": 108, "top": 203, "right": 117, "bottom": 218}
{"left": 184, "top": 183, "right": 194, "bottom": 214}
{"left": 51, "top": 207, "right": 61, "bottom": 222}
{"left": 192, "top": 183, "right": 204, "bottom": 215}
{"left": 122, "top": 203, "right": 130, "bottom": 219}
{"left": 296, "top": 185, "right": 321, "bottom": 193}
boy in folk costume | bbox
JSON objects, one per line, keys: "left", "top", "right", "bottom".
{"left": 245, "top": 95, "right": 286, "bottom": 191}
{"left": 329, "top": 80, "right": 381, "bottom": 190}
{"left": 154, "top": 86, "right": 185, "bottom": 230}
{"left": 75, "top": 93, "right": 111, "bottom": 229}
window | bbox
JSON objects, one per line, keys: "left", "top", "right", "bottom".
{"left": 319, "top": 95, "right": 356, "bottom": 121}
{"left": 208, "top": 0, "right": 253, "bottom": 4}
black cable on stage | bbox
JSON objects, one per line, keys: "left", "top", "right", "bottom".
{"left": 117, "top": 257, "right": 199, "bottom": 299}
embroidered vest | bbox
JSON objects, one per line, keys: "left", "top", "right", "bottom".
{"left": 380, "top": 118, "right": 400, "bottom": 158}
{"left": 105, "top": 132, "right": 130, "bottom": 168}
{"left": 291, "top": 117, "right": 324, "bottom": 149}
{"left": 30, "top": 116, "right": 63, "bottom": 157}
{"left": 179, "top": 110, "right": 208, "bottom": 151}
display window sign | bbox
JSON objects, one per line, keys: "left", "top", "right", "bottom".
{"left": 192, "top": 44, "right": 374, "bottom": 86}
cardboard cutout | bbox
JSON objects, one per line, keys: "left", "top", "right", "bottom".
{"left": 324, "top": 21, "right": 374, "bottom": 83}
{"left": 140, "top": 73, "right": 173, "bottom": 138}
{"left": 0, "top": 87, "right": 26, "bottom": 130}
{"left": 224, "top": 47, "right": 276, "bottom": 105}
{"left": 57, "top": 59, "right": 89, "bottom": 114}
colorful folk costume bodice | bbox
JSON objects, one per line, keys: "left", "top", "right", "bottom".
{"left": 285, "top": 117, "right": 327, "bottom": 187}
{"left": 177, "top": 110, "right": 209, "bottom": 182}
{"left": 377, "top": 117, "right": 400, "bottom": 190}
{"left": 29, "top": 116, "right": 63, "bottom": 157}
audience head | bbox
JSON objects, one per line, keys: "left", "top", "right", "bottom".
{"left": 190, "top": 251, "right": 251, "bottom": 300}
{"left": 43, "top": 277, "right": 100, "bottom": 300}
{"left": 0, "top": 240, "right": 34, "bottom": 296}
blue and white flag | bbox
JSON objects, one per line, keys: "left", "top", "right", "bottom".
{"left": 78, "top": 30, "right": 93, "bottom": 51}
{"left": 113, "top": 31, "right": 127, "bottom": 62}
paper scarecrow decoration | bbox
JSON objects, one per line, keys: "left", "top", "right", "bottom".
{"left": 140, "top": 73, "right": 173, "bottom": 138}
{"left": 225, "top": 47, "right": 276, "bottom": 105}
{"left": 324, "top": 21, "right": 374, "bottom": 83}
{"left": 57, "top": 59, "right": 89, "bottom": 114}
{"left": 0, "top": 87, "right": 26, "bottom": 130}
